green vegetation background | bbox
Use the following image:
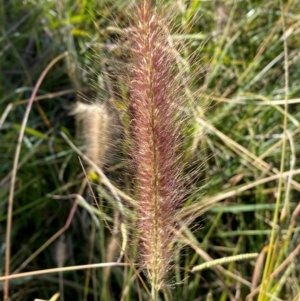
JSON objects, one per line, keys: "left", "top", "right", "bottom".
{"left": 0, "top": 0, "right": 299, "bottom": 300}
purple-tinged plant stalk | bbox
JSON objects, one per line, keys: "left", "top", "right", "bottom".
{"left": 128, "top": 0, "right": 185, "bottom": 293}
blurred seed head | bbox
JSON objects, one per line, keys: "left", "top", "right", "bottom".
{"left": 71, "top": 101, "right": 117, "bottom": 169}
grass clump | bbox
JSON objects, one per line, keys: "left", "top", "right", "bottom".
{"left": 0, "top": 0, "right": 300, "bottom": 301}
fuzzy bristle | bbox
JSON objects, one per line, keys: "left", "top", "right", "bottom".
{"left": 128, "top": 1, "right": 184, "bottom": 290}
{"left": 72, "top": 102, "right": 114, "bottom": 169}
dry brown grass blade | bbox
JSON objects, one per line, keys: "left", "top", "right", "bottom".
{"left": 251, "top": 247, "right": 268, "bottom": 295}
{"left": 15, "top": 89, "right": 75, "bottom": 105}
{"left": 0, "top": 263, "right": 132, "bottom": 281}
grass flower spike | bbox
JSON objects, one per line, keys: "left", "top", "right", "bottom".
{"left": 128, "top": 0, "right": 185, "bottom": 293}
{"left": 72, "top": 102, "right": 114, "bottom": 169}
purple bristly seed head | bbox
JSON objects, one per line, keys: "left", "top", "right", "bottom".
{"left": 129, "top": 1, "right": 184, "bottom": 290}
